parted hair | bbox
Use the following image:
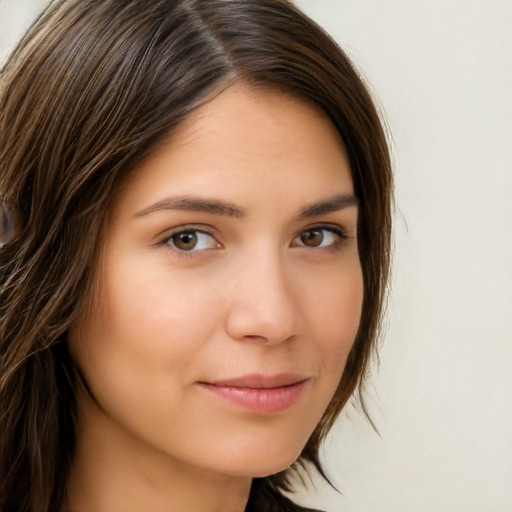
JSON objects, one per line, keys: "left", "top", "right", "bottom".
{"left": 0, "top": 1, "right": 392, "bottom": 510}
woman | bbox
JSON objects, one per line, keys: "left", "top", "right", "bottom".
{"left": 0, "top": 0, "right": 392, "bottom": 511}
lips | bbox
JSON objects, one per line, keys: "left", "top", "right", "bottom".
{"left": 199, "top": 373, "right": 309, "bottom": 413}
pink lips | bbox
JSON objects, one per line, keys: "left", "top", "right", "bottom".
{"left": 200, "top": 374, "right": 308, "bottom": 413}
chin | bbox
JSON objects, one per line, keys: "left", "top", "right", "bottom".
{"left": 214, "top": 441, "right": 305, "bottom": 478}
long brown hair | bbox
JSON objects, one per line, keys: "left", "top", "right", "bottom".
{"left": 0, "top": 1, "right": 392, "bottom": 510}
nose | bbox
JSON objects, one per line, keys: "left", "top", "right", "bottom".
{"left": 224, "top": 248, "right": 304, "bottom": 344}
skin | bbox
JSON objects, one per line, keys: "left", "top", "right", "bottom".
{"left": 66, "top": 83, "right": 364, "bottom": 512}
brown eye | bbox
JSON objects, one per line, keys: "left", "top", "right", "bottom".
{"left": 166, "top": 230, "right": 218, "bottom": 252}
{"left": 294, "top": 227, "right": 346, "bottom": 249}
{"left": 300, "top": 229, "right": 324, "bottom": 247}
{"left": 171, "top": 231, "right": 198, "bottom": 250}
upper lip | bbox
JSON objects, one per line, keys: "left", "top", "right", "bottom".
{"left": 204, "top": 373, "right": 308, "bottom": 389}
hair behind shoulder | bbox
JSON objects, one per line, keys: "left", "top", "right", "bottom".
{"left": 0, "top": 1, "right": 392, "bottom": 510}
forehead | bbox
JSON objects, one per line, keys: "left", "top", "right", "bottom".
{"left": 114, "top": 83, "right": 353, "bottom": 216}
{"left": 169, "top": 83, "right": 346, "bottom": 167}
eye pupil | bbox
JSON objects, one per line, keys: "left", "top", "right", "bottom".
{"left": 173, "top": 231, "right": 198, "bottom": 250}
{"left": 300, "top": 229, "right": 324, "bottom": 247}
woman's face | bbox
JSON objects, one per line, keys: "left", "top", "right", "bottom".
{"left": 70, "top": 84, "right": 363, "bottom": 478}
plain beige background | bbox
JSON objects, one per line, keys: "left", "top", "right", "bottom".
{"left": 1, "top": 1, "right": 511, "bottom": 510}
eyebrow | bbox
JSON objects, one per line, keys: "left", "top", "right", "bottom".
{"left": 134, "top": 193, "right": 358, "bottom": 219}
{"left": 297, "top": 194, "right": 359, "bottom": 219}
{"left": 134, "top": 195, "right": 246, "bottom": 218}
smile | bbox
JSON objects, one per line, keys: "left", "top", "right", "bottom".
{"left": 199, "top": 374, "right": 309, "bottom": 413}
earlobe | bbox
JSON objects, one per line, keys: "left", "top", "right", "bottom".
{"left": 0, "top": 198, "right": 22, "bottom": 248}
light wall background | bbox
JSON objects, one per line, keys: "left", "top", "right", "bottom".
{"left": 1, "top": 1, "right": 511, "bottom": 511}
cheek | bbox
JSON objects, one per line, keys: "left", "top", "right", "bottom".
{"left": 99, "top": 259, "right": 218, "bottom": 349}
{"left": 69, "top": 262, "right": 220, "bottom": 407}
{"left": 310, "top": 265, "right": 364, "bottom": 374}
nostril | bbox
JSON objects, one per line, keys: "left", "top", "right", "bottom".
{"left": 243, "top": 334, "right": 272, "bottom": 344}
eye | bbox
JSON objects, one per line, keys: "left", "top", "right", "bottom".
{"left": 165, "top": 229, "right": 219, "bottom": 252}
{"left": 293, "top": 227, "right": 347, "bottom": 248}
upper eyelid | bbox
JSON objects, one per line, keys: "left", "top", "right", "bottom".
{"left": 297, "top": 223, "right": 349, "bottom": 236}
{"left": 156, "top": 223, "right": 217, "bottom": 241}
{"left": 294, "top": 226, "right": 348, "bottom": 242}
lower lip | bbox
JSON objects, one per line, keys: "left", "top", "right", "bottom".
{"left": 201, "top": 381, "right": 307, "bottom": 413}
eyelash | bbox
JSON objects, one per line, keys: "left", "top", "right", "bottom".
{"left": 160, "top": 224, "right": 349, "bottom": 258}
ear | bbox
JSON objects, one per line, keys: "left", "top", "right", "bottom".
{"left": 0, "top": 198, "right": 22, "bottom": 247}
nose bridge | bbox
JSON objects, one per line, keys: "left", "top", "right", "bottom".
{"left": 225, "top": 245, "right": 303, "bottom": 344}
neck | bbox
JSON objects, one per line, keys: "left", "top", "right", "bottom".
{"left": 64, "top": 395, "right": 251, "bottom": 512}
